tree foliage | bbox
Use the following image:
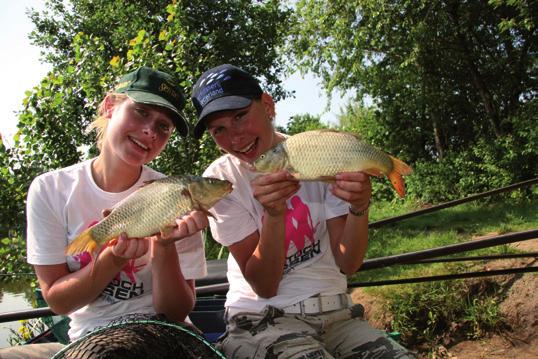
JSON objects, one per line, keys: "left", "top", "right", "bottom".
{"left": 285, "top": 113, "right": 328, "bottom": 135}
{"left": 291, "top": 0, "right": 537, "bottom": 201}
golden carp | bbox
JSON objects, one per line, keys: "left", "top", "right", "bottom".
{"left": 253, "top": 129, "right": 412, "bottom": 197}
{"left": 66, "top": 175, "right": 233, "bottom": 255}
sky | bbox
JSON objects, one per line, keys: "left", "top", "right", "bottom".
{"left": 0, "top": 0, "right": 351, "bottom": 147}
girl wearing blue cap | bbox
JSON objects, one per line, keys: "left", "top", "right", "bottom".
{"left": 192, "top": 64, "right": 416, "bottom": 358}
{"left": 2, "top": 67, "right": 208, "bottom": 359}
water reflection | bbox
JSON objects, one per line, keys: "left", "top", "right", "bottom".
{"left": 0, "top": 279, "right": 36, "bottom": 348}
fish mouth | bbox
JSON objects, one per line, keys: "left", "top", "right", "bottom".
{"left": 129, "top": 136, "right": 150, "bottom": 151}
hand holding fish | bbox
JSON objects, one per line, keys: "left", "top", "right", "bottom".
{"left": 251, "top": 171, "right": 300, "bottom": 216}
{"left": 156, "top": 210, "right": 210, "bottom": 246}
{"left": 110, "top": 233, "right": 150, "bottom": 259}
{"left": 332, "top": 171, "right": 372, "bottom": 213}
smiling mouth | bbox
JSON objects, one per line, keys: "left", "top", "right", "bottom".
{"left": 129, "top": 136, "right": 149, "bottom": 151}
{"left": 236, "top": 139, "right": 257, "bottom": 154}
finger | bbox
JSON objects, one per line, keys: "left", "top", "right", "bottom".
{"left": 123, "top": 237, "right": 147, "bottom": 259}
{"left": 251, "top": 171, "right": 298, "bottom": 187}
{"left": 135, "top": 239, "right": 150, "bottom": 257}
{"left": 112, "top": 233, "right": 128, "bottom": 256}
{"left": 255, "top": 182, "right": 300, "bottom": 206}
{"left": 253, "top": 179, "right": 300, "bottom": 198}
{"left": 188, "top": 211, "right": 210, "bottom": 230}
{"left": 335, "top": 172, "right": 371, "bottom": 192}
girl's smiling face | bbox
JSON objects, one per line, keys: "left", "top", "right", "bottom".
{"left": 205, "top": 94, "right": 281, "bottom": 164}
{"left": 103, "top": 97, "right": 174, "bottom": 167}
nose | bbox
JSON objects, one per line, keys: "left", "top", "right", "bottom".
{"left": 229, "top": 126, "right": 244, "bottom": 145}
{"left": 142, "top": 124, "right": 157, "bottom": 139}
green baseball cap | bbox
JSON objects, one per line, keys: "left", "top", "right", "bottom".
{"left": 115, "top": 67, "right": 189, "bottom": 137}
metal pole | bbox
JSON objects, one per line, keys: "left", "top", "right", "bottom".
{"left": 359, "top": 229, "right": 538, "bottom": 271}
{"left": 349, "top": 266, "right": 538, "bottom": 287}
{"left": 369, "top": 177, "right": 538, "bottom": 229}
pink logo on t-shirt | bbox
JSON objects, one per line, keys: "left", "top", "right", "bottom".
{"left": 284, "top": 196, "right": 318, "bottom": 254}
{"left": 72, "top": 251, "right": 92, "bottom": 269}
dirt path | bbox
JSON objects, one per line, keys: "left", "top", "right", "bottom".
{"left": 351, "top": 237, "right": 538, "bottom": 358}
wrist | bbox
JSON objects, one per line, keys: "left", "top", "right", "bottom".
{"left": 349, "top": 200, "right": 370, "bottom": 217}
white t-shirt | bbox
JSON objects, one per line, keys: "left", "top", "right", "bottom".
{"left": 26, "top": 159, "right": 207, "bottom": 340}
{"left": 203, "top": 154, "right": 349, "bottom": 315}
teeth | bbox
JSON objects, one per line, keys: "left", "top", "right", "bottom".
{"left": 130, "top": 136, "right": 148, "bottom": 150}
{"left": 237, "top": 141, "right": 255, "bottom": 153}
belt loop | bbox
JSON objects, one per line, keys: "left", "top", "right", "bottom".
{"left": 317, "top": 295, "right": 324, "bottom": 313}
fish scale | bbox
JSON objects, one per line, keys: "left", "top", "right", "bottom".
{"left": 92, "top": 180, "right": 191, "bottom": 240}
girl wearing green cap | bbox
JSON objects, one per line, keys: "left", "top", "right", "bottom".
{"left": 2, "top": 67, "right": 207, "bottom": 358}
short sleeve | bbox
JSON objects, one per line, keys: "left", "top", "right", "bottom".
{"left": 324, "top": 185, "right": 349, "bottom": 220}
{"left": 26, "top": 177, "right": 68, "bottom": 265}
{"left": 175, "top": 232, "right": 207, "bottom": 280}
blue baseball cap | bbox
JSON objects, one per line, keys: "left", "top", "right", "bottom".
{"left": 191, "top": 64, "right": 263, "bottom": 139}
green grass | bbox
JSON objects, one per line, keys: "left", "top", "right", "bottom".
{"left": 355, "top": 193, "right": 537, "bottom": 284}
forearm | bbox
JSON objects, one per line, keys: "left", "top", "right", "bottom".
{"left": 331, "top": 210, "right": 370, "bottom": 275}
{"left": 151, "top": 244, "right": 195, "bottom": 322}
{"left": 244, "top": 213, "right": 286, "bottom": 298}
{"left": 39, "top": 249, "right": 128, "bottom": 314}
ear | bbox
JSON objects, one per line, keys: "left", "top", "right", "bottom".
{"left": 261, "top": 93, "right": 276, "bottom": 119}
{"left": 103, "top": 94, "right": 116, "bottom": 118}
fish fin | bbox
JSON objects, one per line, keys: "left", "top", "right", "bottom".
{"left": 89, "top": 250, "right": 99, "bottom": 279}
{"left": 65, "top": 228, "right": 99, "bottom": 256}
{"left": 389, "top": 155, "right": 413, "bottom": 176}
{"left": 387, "top": 171, "right": 406, "bottom": 198}
{"left": 363, "top": 168, "right": 383, "bottom": 177}
{"left": 319, "top": 176, "right": 336, "bottom": 183}
{"left": 387, "top": 155, "right": 413, "bottom": 198}
{"left": 160, "top": 225, "right": 176, "bottom": 238}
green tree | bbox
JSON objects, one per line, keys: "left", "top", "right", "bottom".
{"left": 291, "top": 0, "right": 536, "bottom": 159}
{"left": 286, "top": 113, "right": 327, "bottom": 135}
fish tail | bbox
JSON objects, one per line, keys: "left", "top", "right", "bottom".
{"left": 65, "top": 228, "right": 99, "bottom": 256}
{"left": 388, "top": 156, "right": 413, "bottom": 198}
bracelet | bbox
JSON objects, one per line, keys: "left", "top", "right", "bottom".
{"left": 349, "top": 201, "right": 370, "bottom": 217}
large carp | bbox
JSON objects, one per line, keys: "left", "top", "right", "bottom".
{"left": 253, "top": 129, "right": 412, "bottom": 197}
{"left": 66, "top": 175, "right": 233, "bottom": 255}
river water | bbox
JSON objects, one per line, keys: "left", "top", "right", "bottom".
{"left": 0, "top": 280, "right": 35, "bottom": 349}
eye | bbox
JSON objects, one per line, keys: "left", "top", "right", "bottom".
{"left": 234, "top": 111, "right": 248, "bottom": 123}
{"left": 133, "top": 107, "right": 149, "bottom": 119}
{"left": 259, "top": 154, "right": 265, "bottom": 160}
{"left": 211, "top": 127, "right": 224, "bottom": 136}
{"left": 159, "top": 122, "right": 172, "bottom": 134}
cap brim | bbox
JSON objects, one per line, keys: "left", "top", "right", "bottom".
{"left": 126, "top": 91, "right": 189, "bottom": 137}
{"left": 194, "top": 96, "right": 253, "bottom": 139}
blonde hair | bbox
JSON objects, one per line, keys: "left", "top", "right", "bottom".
{"left": 87, "top": 93, "right": 128, "bottom": 150}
